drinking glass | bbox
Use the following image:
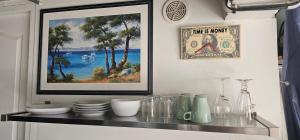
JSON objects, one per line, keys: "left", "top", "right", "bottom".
{"left": 213, "top": 96, "right": 232, "bottom": 118}
{"left": 213, "top": 77, "right": 232, "bottom": 118}
{"left": 158, "top": 96, "right": 176, "bottom": 118}
{"left": 235, "top": 79, "right": 253, "bottom": 117}
{"left": 141, "top": 96, "right": 158, "bottom": 119}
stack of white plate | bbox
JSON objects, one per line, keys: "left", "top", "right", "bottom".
{"left": 72, "top": 101, "right": 110, "bottom": 117}
{"left": 26, "top": 104, "right": 71, "bottom": 115}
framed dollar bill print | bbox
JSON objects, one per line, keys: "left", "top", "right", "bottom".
{"left": 37, "top": 0, "right": 153, "bottom": 95}
{"left": 181, "top": 24, "right": 240, "bottom": 59}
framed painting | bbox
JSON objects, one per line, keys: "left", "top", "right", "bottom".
{"left": 181, "top": 24, "right": 240, "bottom": 59}
{"left": 37, "top": 0, "right": 153, "bottom": 95}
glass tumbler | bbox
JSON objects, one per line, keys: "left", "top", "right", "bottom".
{"left": 158, "top": 96, "right": 176, "bottom": 118}
{"left": 141, "top": 96, "right": 158, "bottom": 119}
{"left": 213, "top": 95, "right": 232, "bottom": 118}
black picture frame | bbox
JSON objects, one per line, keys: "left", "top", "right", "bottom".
{"left": 37, "top": 0, "right": 153, "bottom": 95}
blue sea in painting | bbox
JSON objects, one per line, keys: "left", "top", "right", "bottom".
{"left": 48, "top": 49, "right": 140, "bottom": 80}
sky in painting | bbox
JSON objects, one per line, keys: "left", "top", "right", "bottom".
{"left": 49, "top": 15, "right": 141, "bottom": 50}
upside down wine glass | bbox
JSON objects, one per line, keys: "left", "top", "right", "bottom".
{"left": 213, "top": 77, "right": 232, "bottom": 118}
{"left": 235, "top": 79, "right": 253, "bottom": 117}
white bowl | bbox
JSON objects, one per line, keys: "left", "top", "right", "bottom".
{"left": 111, "top": 99, "right": 141, "bottom": 117}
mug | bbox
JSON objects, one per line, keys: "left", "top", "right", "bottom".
{"left": 176, "top": 93, "right": 192, "bottom": 120}
{"left": 183, "top": 94, "right": 212, "bottom": 123}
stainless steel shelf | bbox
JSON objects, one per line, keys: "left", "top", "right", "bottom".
{"left": 2, "top": 111, "right": 278, "bottom": 137}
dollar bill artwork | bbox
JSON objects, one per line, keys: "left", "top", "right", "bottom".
{"left": 181, "top": 25, "right": 240, "bottom": 59}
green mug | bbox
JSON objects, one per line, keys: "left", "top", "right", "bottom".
{"left": 176, "top": 94, "right": 192, "bottom": 120}
{"left": 183, "top": 94, "right": 212, "bottom": 123}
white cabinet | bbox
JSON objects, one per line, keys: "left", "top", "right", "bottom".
{"left": 0, "top": 12, "right": 30, "bottom": 140}
{"left": 0, "top": 33, "right": 22, "bottom": 140}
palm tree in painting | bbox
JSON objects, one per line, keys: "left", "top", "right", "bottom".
{"left": 54, "top": 55, "right": 70, "bottom": 80}
{"left": 81, "top": 17, "right": 122, "bottom": 72}
{"left": 110, "top": 14, "right": 141, "bottom": 68}
{"left": 48, "top": 28, "right": 56, "bottom": 78}
{"left": 94, "top": 38, "right": 110, "bottom": 75}
{"left": 48, "top": 24, "right": 73, "bottom": 79}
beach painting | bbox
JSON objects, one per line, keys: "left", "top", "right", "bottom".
{"left": 37, "top": 1, "right": 152, "bottom": 95}
{"left": 47, "top": 14, "right": 141, "bottom": 83}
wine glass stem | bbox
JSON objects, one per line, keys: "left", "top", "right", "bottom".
{"left": 221, "top": 79, "right": 225, "bottom": 96}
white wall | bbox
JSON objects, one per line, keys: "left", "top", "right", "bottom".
{"left": 0, "top": 0, "right": 284, "bottom": 140}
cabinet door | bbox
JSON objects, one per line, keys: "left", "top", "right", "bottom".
{"left": 0, "top": 34, "right": 22, "bottom": 140}
{"left": 0, "top": 12, "right": 30, "bottom": 140}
